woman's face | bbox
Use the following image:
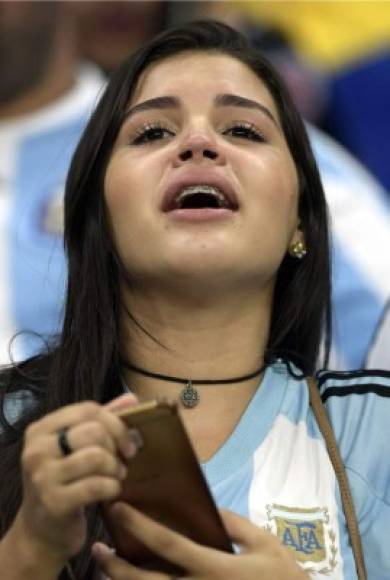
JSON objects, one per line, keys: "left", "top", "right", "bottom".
{"left": 105, "top": 51, "right": 300, "bottom": 292}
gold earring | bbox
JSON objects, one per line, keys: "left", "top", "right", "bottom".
{"left": 289, "top": 240, "right": 307, "bottom": 259}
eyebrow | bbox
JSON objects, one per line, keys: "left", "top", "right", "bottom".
{"left": 124, "top": 93, "right": 279, "bottom": 127}
{"left": 125, "top": 96, "right": 179, "bottom": 119}
{"left": 215, "top": 93, "right": 279, "bottom": 127}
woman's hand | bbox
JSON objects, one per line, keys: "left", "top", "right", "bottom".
{"left": 8, "top": 394, "right": 138, "bottom": 573}
{"left": 93, "top": 503, "right": 309, "bottom": 579}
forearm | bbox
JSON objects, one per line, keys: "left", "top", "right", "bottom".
{"left": 0, "top": 516, "right": 65, "bottom": 580}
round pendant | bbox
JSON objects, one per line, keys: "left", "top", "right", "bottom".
{"left": 180, "top": 381, "right": 199, "bottom": 408}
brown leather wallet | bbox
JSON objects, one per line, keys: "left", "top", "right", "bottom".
{"left": 101, "top": 400, "right": 233, "bottom": 575}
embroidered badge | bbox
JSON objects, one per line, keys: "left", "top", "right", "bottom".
{"left": 265, "top": 504, "right": 338, "bottom": 575}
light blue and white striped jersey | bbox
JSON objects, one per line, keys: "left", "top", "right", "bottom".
{"left": 3, "top": 361, "right": 389, "bottom": 578}
{"left": 0, "top": 66, "right": 104, "bottom": 363}
{"left": 203, "top": 362, "right": 390, "bottom": 579}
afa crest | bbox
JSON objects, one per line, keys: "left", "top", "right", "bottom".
{"left": 265, "top": 504, "right": 338, "bottom": 575}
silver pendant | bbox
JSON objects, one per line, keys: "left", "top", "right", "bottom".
{"left": 180, "top": 380, "right": 199, "bottom": 408}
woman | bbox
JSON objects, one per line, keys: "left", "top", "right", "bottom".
{"left": 0, "top": 20, "right": 388, "bottom": 580}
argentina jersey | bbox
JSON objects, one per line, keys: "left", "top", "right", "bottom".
{"left": 203, "top": 361, "right": 390, "bottom": 579}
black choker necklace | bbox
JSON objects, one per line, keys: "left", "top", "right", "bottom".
{"left": 122, "top": 361, "right": 266, "bottom": 408}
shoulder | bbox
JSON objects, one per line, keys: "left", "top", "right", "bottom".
{"left": 316, "top": 368, "right": 390, "bottom": 503}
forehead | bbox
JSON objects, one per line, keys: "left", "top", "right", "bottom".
{"left": 130, "top": 51, "right": 279, "bottom": 116}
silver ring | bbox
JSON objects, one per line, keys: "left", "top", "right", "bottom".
{"left": 58, "top": 428, "right": 72, "bottom": 456}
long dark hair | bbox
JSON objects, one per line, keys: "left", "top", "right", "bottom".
{"left": 0, "top": 20, "right": 331, "bottom": 578}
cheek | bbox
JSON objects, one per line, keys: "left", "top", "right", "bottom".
{"left": 103, "top": 154, "right": 165, "bottom": 267}
{"left": 245, "top": 153, "right": 299, "bottom": 223}
{"left": 103, "top": 160, "right": 144, "bottom": 260}
{"left": 104, "top": 157, "right": 137, "bottom": 216}
{"left": 104, "top": 149, "right": 165, "bottom": 215}
{"left": 104, "top": 159, "right": 158, "bottom": 247}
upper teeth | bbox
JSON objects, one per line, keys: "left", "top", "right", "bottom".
{"left": 175, "top": 185, "right": 228, "bottom": 208}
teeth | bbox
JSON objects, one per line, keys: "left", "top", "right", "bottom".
{"left": 175, "top": 185, "right": 228, "bottom": 208}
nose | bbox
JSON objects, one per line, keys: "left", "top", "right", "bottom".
{"left": 172, "top": 128, "right": 225, "bottom": 167}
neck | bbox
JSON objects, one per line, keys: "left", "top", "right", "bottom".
{"left": 120, "top": 283, "right": 273, "bottom": 461}
{"left": 120, "top": 283, "right": 273, "bottom": 408}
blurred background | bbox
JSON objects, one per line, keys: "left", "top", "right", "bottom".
{"left": 0, "top": 1, "right": 389, "bottom": 369}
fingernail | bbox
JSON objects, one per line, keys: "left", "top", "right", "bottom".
{"left": 122, "top": 428, "right": 143, "bottom": 458}
{"left": 122, "top": 440, "right": 137, "bottom": 458}
{"left": 92, "top": 542, "right": 115, "bottom": 559}
{"left": 129, "top": 428, "right": 143, "bottom": 450}
{"left": 106, "top": 393, "right": 138, "bottom": 411}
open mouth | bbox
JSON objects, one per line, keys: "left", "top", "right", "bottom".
{"left": 168, "top": 185, "right": 238, "bottom": 211}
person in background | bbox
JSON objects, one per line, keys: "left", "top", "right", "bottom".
{"left": 305, "top": 124, "right": 390, "bottom": 370}
{"left": 0, "top": 1, "right": 104, "bottom": 364}
{"left": 0, "top": 20, "right": 389, "bottom": 580}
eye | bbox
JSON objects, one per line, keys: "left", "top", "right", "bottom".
{"left": 223, "top": 122, "right": 265, "bottom": 142}
{"left": 132, "top": 123, "right": 174, "bottom": 145}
